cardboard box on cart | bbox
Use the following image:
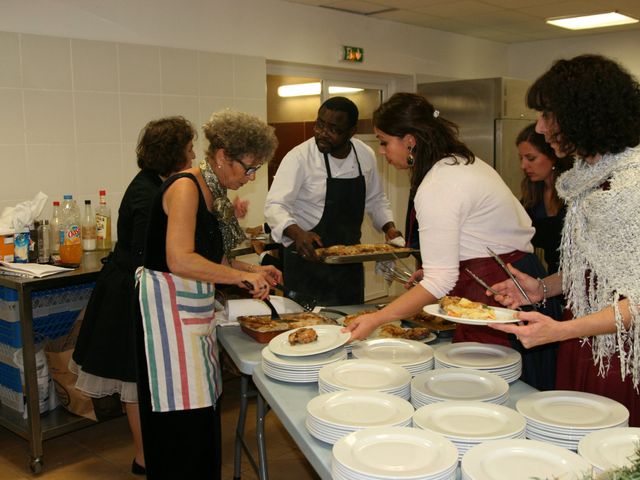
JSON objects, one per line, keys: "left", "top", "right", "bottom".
{"left": 0, "top": 234, "right": 14, "bottom": 262}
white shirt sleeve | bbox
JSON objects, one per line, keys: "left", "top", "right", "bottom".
{"left": 263, "top": 145, "right": 310, "bottom": 246}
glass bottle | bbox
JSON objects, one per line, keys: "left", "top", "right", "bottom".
{"left": 37, "top": 220, "right": 51, "bottom": 263}
{"left": 95, "top": 190, "right": 112, "bottom": 251}
{"left": 81, "top": 200, "right": 96, "bottom": 251}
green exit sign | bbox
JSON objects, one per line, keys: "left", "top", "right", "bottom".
{"left": 341, "top": 45, "right": 364, "bottom": 63}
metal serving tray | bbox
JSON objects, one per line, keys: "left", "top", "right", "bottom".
{"left": 321, "top": 248, "right": 418, "bottom": 264}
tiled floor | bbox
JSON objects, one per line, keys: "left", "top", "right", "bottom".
{"left": 0, "top": 374, "right": 320, "bottom": 479}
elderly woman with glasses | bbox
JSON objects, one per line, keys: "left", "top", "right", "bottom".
{"left": 135, "top": 110, "right": 281, "bottom": 479}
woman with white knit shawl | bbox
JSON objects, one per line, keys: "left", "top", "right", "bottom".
{"left": 490, "top": 54, "right": 640, "bottom": 426}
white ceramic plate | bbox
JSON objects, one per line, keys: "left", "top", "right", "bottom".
{"left": 318, "top": 359, "right": 411, "bottom": 391}
{"left": 412, "top": 401, "right": 526, "bottom": 439}
{"left": 332, "top": 426, "right": 458, "bottom": 479}
{"left": 307, "top": 390, "right": 414, "bottom": 428}
{"left": 424, "top": 303, "right": 519, "bottom": 325}
{"left": 268, "top": 325, "right": 350, "bottom": 357}
{"left": 261, "top": 345, "right": 347, "bottom": 367}
{"left": 578, "top": 427, "right": 640, "bottom": 471}
{"left": 434, "top": 342, "right": 521, "bottom": 369}
{"left": 351, "top": 338, "right": 434, "bottom": 366}
{"left": 516, "top": 390, "right": 630, "bottom": 429}
{"left": 412, "top": 368, "right": 509, "bottom": 402}
{"left": 462, "top": 439, "right": 592, "bottom": 480}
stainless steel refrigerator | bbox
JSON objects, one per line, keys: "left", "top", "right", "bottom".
{"left": 417, "top": 77, "right": 538, "bottom": 196}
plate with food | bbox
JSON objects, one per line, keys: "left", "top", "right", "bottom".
{"left": 315, "top": 243, "right": 417, "bottom": 264}
{"left": 341, "top": 311, "right": 436, "bottom": 343}
{"left": 424, "top": 296, "right": 519, "bottom": 326}
{"left": 238, "top": 311, "right": 338, "bottom": 343}
{"left": 268, "top": 325, "right": 350, "bottom": 357}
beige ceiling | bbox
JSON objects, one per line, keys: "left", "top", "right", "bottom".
{"left": 282, "top": 0, "right": 640, "bottom": 43}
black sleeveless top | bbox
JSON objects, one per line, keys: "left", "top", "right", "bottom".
{"left": 143, "top": 172, "right": 224, "bottom": 272}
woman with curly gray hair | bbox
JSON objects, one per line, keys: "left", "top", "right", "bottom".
{"left": 489, "top": 54, "right": 640, "bottom": 426}
{"left": 135, "top": 110, "right": 281, "bottom": 479}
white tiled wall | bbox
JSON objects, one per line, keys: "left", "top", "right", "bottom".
{"left": 0, "top": 31, "right": 268, "bottom": 237}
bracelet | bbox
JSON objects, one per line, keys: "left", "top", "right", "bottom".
{"left": 536, "top": 277, "right": 548, "bottom": 308}
{"left": 247, "top": 264, "right": 256, "bottom": 272}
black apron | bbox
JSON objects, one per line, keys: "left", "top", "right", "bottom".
{"left": 283, "top": 143, "right": 366, "bottom": 306}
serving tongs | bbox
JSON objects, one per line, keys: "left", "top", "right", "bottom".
{"left": 378, "top": 262, "right": 417, "bottom": 287}
{"left": 243, "top": 280, "right": 281, "bottom": 320}
{"left": 486, "top": 247, "right": 537, "bottom": 309}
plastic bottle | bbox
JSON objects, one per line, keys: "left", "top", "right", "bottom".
{"left": 50, "top": 201, "right": 61, "bottom": 254}
{"left": 81, "top": 200, "right": 96, "bottom": 251}
{"left": 95, "top": 190, "right": 112, "bottom": 251}
{"left": 59, "top": 195, "right": 82, "bottom": 265}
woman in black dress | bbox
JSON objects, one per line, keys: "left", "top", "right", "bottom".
{"left": 72, "top": 116, "right": 196, "bottom": 474}
{"left": 517, "top": 123, "right": 572, "bottom": 274}
{"left": 136, "top": 110, "right": 281, "bottom": 479}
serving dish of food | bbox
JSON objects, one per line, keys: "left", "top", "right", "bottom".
{"left": 237, "top": 312, "right": 338, "bottom": 343}
{"left": 402, "top": 310, "right": 456, "bottom": 334}
{"left": 315, "top": 243, "right": 417, "bottom": 264}
{"left": 341, "top": 311, "right": 436, "bottom": 343}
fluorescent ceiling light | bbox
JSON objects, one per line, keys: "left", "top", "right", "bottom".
{"left": 278, "top": 82, "right": 321, "bottom": 97}
{"left": 277, "top": 82, "right": 364, "bottom": 97}
{"left": 329, "top": 86, "right": 364, "bottom": 94}
{"left": 546, "top": 11, "right": 638, "bottom": 30}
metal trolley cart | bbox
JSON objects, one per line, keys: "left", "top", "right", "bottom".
{"left": 0, "top": 252, "right": 103, "bottom": 473}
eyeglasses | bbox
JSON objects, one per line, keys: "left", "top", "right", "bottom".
{"left": 235, "top": 157, "right": 263, "bottom": 177}
{"left": 314, "top": 118, "right": 348, "bottom": 136}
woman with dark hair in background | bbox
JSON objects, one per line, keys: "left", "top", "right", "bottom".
{"left": 517, "top": 123, "right": 573, "bottom": 274}
{"left": 72, "top": 116, "right": 196, "bottom": 474}
{"left": 490, "top": 54, "right": 640, "bottom": 425}
{"left": 136, "top": 110, "right": 280, "bottom": 479}
{"left": 344, "top": 92, "right": 560, "bottom": 391}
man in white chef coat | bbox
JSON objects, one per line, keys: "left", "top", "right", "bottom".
{"left": 264, "top": 96, "right": 401, "bottom": 306}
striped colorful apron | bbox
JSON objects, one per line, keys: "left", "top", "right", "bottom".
{"left": 137, "top": 267, "right": 222, "bottom": 412}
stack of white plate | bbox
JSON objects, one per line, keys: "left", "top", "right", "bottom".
{"left": 411, "top": 368, "right": 509, "bottom": 409}
{"left": 434, "top": 342, "right": 522, "bottom": 383}
{"left": 261, "top": 346, "right": 347, "bottom": 383}
{"left": 413, "top": 401, "right": 526, "bottom": 461}
{"left": 332, "top": 426, "right": 459, "bottom": 480}
{"left": 318, "top": 359, "right": 411, "bottom": 400}
{"left": 516, "top": 390, "right": 630, "bottom": 450}
{"left": 461, "top": 438, "right": 592, "bottom": 480}
{"left": 578, "top": 427, "right": 640, "bottom": 474}
{"left": 306, "top": 390, "right": 414, "bottom": 445}
{"left": 351, "top": 338, "right": 435, "bottom": 376}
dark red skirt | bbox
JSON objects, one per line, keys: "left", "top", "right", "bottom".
{"left": 556, "top": 337, "right": 640, "bottom": 427}
{"left": 452, "top": 251, "right": 527, "bottom": 346}
{"left": 450, "top": 251, "right": 560, "bottom": 391}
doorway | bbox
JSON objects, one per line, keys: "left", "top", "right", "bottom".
{"left": 266, "top": 69, "right": 410, "bottom": 300}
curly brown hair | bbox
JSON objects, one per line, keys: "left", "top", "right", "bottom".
{"left": 516, "top": 123, "right": 573, "bottom": 210}
{"left": 203, "top": 110, "right": 277, "bottom": 163}
{"left": 136, "top": 116, "right": 196, "bottom": 176}
{"left": 373, "top": 92, "right": 474, "bottom": 198}
{"left": 527, "top": 54, "right": 640, "bottom": 158}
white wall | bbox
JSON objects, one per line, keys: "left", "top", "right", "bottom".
{"left": 0, "top": 0, "right": 510, "bottom": 79}
{"left": 507, "top": 29, "right": 640, "bottom": 80}
{"left": 0, "top": 0, "right": 511, "bottom": 237}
